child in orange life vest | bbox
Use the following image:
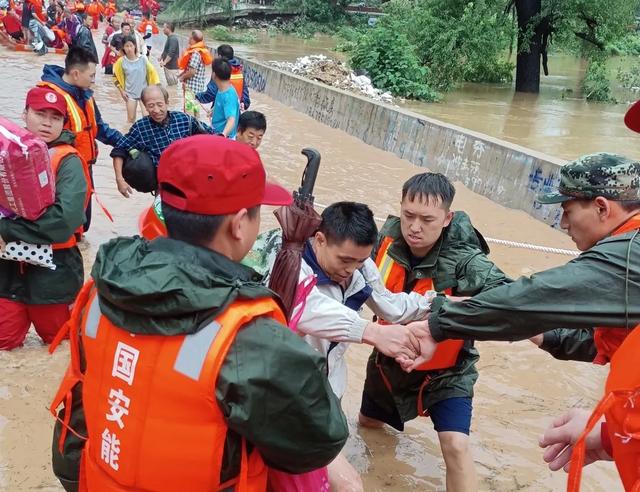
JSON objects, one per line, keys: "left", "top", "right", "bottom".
{"left": 0, "top": 87, "right": 88, "bottom": 350}
{"left": 236, "top": 110, "right": 266, "bottom": 150}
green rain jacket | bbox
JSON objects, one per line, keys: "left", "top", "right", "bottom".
{"left": 52, "top": 236, "right": 348, "bottom": 492}
{"left": 428, "top": 225, "right": 640, "bottom": 345}
{"left": 0, "top": 130, "right": 86, "bottom": 305}
{"left": 361, "top": 213, "right": 510, "bottom": 429}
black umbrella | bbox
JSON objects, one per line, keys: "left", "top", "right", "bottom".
{"left": 268, "top": 148, "right": 322, "bottom": 320}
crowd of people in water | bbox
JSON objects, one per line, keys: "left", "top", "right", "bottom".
{"left": 0, "top": 5, "right": 639, "bottom": 491}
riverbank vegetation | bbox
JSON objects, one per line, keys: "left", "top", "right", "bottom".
{"left": 163, "top": 0, "right": 640, "bottom": 103}
{"left": 340, "top": 0, "right": 640, "bottom": 102}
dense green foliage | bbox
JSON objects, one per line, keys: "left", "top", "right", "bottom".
{"left": 208, "top": 25, "right": 258, "bottom": 44}
{"left": 583, "top": 54, "right": 615, "bottom": 102}
{"left": 344, "top": 0, "right": 515, "bottom": 99}
{"left": 342, "top": 0, "right": 640, "bottom": 100}
{"left": 350, "top": 26, "right": 439, "bottom": 100}
{"left": 163, "top": 0, "right": 640, "bottom": 101}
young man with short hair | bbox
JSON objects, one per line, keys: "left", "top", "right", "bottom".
{"left": 400, "top": 155, "right": 640, "bottom": 491}
{"left": 291, "top": 201, "right": 433, "bottom": 491}
{"left": 39, "top": 47, "right": 123, "bottom": 231}
{"left": 159, "top": 21, "right": 179, "bottom": 86}
{"left": 0, "top": 87, "right": 89, "bottom": 350}
{"left": 236, "top": 110, "right": 266, "bottom": 150}
{"left": 359, "top": 172, "right": 510, "bottom": 492}
{"left": 210, "top": 57, "right": 240, "bottom": 139}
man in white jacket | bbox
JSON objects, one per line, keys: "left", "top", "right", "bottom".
{"left": 296, "top": 201, "right": 433, "bottom": 399}
{"left": 293, "top": 202, "right": 432, "bottom": 492}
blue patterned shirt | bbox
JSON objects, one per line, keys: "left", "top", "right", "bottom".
{"left": 112, "top": 111, "right": 214, "bottom": 166}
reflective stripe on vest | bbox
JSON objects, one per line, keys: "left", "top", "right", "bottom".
{"left": 37, "top": 82, "right": 98, "bottom": 164}
{"left": 48, "top": 144, "right": 91, "bottom": 250}
{"left": 84, "top": 295, "right": 101, "bottom": 338}
{"left": 375, "top": 234, "right": 463, "bottom": 372}
{"left": 174, "top": 321, "right": 222, "bottom": 380}
{"left": 592, "top": 214, "right": 640, "bottom": 365}
{"left": 74, "top": 294, "right": 284, "bottom": 491}
{"left": 83, "top": 295, "right": 223, "bottom": 379}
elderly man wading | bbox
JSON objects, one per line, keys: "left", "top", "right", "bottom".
{"left": 110, "top": 85, "right": 215, "bottom": 197}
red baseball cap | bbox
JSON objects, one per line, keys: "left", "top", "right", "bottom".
{"left": 625, "top": 99, "right": 640, "bottom": 133}
{"left": 158, "top": 135, "right": 292, "bottom": 215}
{"left": 25, "top": 87, "right": 68, "bottom": 117}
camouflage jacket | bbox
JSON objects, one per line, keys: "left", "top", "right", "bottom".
{"left": 429, "top": 226, "right": 640, "bottom": 342}
{"left": 364, "top": 213, "right": 511, "bottom": 418}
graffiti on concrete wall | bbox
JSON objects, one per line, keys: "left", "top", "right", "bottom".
{"left": 528, "top": 166, "right": 563, "bottom": 227}
{"left": 240, "top": 58, "right": 566, "bottom": 228}
{"left": 436, "top": 134, "right": 486, "bottom": 191}
{"left": 244, "top": 66, "right": 267, "bottom": 93}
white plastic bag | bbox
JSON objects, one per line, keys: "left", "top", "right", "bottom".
{"left": 0, "top": 241, "right": 56, "bottom": 270}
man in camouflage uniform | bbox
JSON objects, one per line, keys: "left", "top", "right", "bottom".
{"left": 359, "top": 173, "right": 510, "bottom": 491}
{"left": 528, "top": 153, "right": 640, "bottom": 362}
{"left": 399, "top": 153, "right": 639, "bottom": 366}
{"left": 394, "top": 153, "right": 640, "bottom": 487}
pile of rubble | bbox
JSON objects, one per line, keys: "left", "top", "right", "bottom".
{"left": 270, "top": 55, "right": 394, "bottom": 104}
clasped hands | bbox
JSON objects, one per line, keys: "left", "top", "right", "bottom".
{"left": 367, "top": 293, "right": 468, "bottom": 372}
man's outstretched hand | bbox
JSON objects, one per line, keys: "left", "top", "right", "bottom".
{"left": 395, "top": 320, "right": 438, "bottom": 372}
{"left": 539, "top": 408, "right": 611, "bottom": 473}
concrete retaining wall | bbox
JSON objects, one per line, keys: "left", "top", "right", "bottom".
{"left": 153, "top": 31, "right": 566, "bottom": 227}
{"left": 239, "top": 58, "right": 567, "bottom": 228}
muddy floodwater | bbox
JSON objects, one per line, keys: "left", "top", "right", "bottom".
{"left": 0, "top": 38, "right": 622, "bottom": 491}
{"left": 218, "top": 30, "right": 640, "bottom": 162}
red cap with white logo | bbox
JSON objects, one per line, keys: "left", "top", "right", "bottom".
{"left": 25, "top": 87, "right": 68, "bottom": 117}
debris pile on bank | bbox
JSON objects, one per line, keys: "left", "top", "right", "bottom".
{"left": 270, "top": 55, "right": 394, "bottom": 104}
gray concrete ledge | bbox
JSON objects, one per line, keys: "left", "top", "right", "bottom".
{"left": 239, "top": 57, "right": 567, "bottom": 228}
{"left": 153, "top": 30, "right": 566, "bottom": 228}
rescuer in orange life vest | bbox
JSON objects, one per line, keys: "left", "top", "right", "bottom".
{"left": 0, "top": 87, "right": 89, "bottom": 350}
{"left": 49, "top": 135, "right": 349, "bottom": 492}
{"left": 395, "top": 154, "right": 640, "bottom": 491}
{"left": 38, "top": 47, "right": 123, "bottom": 233}
{"left": 358, "top": 172, "right": 510, "bottom": 491}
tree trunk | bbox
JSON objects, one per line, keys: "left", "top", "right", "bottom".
{"left": 515, "top": 0, "right": 542, "bottom": 93}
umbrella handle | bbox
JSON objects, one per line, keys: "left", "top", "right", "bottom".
{"left": 295, "top": 148, "right": 321, "bottom": 206}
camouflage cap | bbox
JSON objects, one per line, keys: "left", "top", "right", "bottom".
{"left": 537, "top": 153, "right": 640, "bottom": 204}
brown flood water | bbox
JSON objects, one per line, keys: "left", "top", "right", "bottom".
{"left": 0, "top": 39, "right": 621, "bottom": 491}
{"left": 222, "top": 30, "right": 640, "bottom": 162}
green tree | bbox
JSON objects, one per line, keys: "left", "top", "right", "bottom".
{"left": 350, "top": 23, "right": 439, "bottom": 100}
{"left": 507, "top": 0, "right": 639, "bottom": 93}
{"left": 348, "top": 0, "right": 514, "bottom": 94}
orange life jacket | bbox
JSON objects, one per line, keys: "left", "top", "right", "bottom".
{"left": 137, "top": 18, "right": 158, "bottom": 34}
{"left": 178, "top": 41, "right": 213, "bottom": 70}
{"left": 104, "top": 2, "right": 115, "bottom": 16}
{"left": 37, "top": 81, "right": 99, "bottom": 166}
{"left": 50, "top": 281, "right": 285, "bottom": 492}
{"left": 568, "top": 324, "right": 640, "bottom": 492}
{"left": 592, "top": 214, "right": 640, "bottom": 365}
{"left": 86, "top": 2, "right": 100, "bottom": 16}
{"left": 26, "top": 0, "right": 46, "bottom": 21}
{"left": 230, "top": 66, "right": 244, "bottom": 104}
{"left": 49, "top": 144, "right": 91, "bottom": 250}
{"left": 138, "top": 204, "right": 166, "bottom": 240}
{"left": 375, "top": 235, "right": 464, "bottom": 372}
{"left": 74, "top": 1, "right": 85, "bottom": 12}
